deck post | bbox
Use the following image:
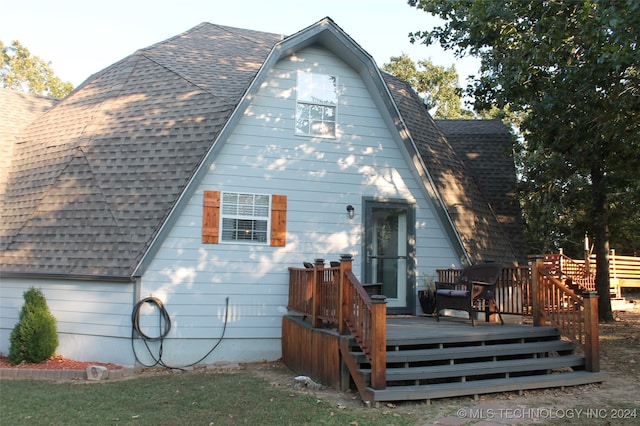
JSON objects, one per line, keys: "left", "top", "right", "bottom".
{"left": 312, "top": 259, "right": 325, "bottom": 328}
{"left": 370, "top": 295, "right": 387, "bottom": 390}
{"left": 338, "top": 254, "right": 353, "bottom": 335}
{"left": 583, "top": 291, "right": 600, "bottom": 372}
{"left": 531, "top": 258, "right": 545, "bottom": 326}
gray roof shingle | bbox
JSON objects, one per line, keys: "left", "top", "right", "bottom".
{"left": 436, "top": 120, "right": 527, "bottom": 263}
{"left": 0, "top": 23, "right": 280, "bottom": 276}
{"left": 0, "top": 20, "right": 525, "bottom": 277}
{"left": 0, "top": 89, "right": 58, "bottom": 200}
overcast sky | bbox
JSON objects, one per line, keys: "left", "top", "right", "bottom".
{"left": 3, "top": 0, "right": 480, "bottom": 88}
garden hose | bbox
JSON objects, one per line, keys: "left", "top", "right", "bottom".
{"left": 131, "top": 296, "right": 229, "bottom": 369}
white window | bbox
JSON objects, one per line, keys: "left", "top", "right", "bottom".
{"left": 221, "top": 192, "right": 270, "bottom": 243}
{"left": 295, "top": 71, "right": 337, "bottom": 138}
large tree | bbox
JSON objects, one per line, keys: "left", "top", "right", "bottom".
{"left": 382, "top": 53, "right": 474, "bottom": 118}
{"left": 1, "top": 40, "right": 73, "bottom": 98}
{"left": 408, "top": 0, "right": 640, "bottom": 321}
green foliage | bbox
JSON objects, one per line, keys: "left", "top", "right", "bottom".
{"left": 8, "top": 288, "right": 59, "bottom": 365}
{"left": 382, "top": 53, "right": 474, "bottom": 118}
{"left": 408, "top": 0, "right": 640, "bottom": 319}
{"left": 1, "top": 40, "right": 73, "bottom": 98}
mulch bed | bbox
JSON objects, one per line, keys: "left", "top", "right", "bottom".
{"left": 0, "top": 354, "right": 123, "bottom": 370}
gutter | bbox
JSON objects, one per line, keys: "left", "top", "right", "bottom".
{"left": 0, "top": 271, "right": 137, "bottom": 283}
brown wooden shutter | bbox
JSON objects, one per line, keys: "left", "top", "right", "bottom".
{"left": 270, "top": 194, "right": 287, "bottom": 247}
{"left": 202, "top": 190, "right": 220, "bottom": 244}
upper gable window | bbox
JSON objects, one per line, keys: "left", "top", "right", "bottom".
{"left": 295, "top": 71, "right": 338, "bottom": 138}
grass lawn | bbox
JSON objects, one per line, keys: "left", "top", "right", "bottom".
{"left": 0, "top": 367, "right": 415, "bottom": 425}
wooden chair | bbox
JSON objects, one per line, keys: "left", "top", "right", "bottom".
{"left": 435, "top": 263, "right": 504, "bottom": 326}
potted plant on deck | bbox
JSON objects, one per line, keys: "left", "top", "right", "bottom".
{"left": 418, "top": 274, "right": 437, "bottom": 316}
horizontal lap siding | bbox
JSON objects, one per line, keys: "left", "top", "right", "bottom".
{"left": 140, "top": 47, "right": 459, "bottom": 363}
{"left": 0, "top": 278, "right": 135, "bottom": 363}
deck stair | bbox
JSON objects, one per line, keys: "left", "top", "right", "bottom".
{"left": 341, "top": 318, "right": 608, "bottom": 403}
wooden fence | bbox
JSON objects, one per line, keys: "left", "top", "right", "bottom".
{"left": 609, "top": 250, "right": 640, "bottom": 297}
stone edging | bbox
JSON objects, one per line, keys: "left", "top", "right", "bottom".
{"left": 0, "top": 366, "right": 135, "bottom": 380}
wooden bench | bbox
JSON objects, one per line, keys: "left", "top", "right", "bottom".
{"left": 435, "top": 263, "right": 504, "bottom": 326}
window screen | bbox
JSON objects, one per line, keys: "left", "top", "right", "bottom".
{"left": 221, "top": 192, "right": 270, "bottom": 243}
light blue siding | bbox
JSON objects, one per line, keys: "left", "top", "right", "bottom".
{"left": 0, "top": 278, "right": 136, "bottom": 365}
{"left": 140, "top": 47, "right": 459, "bottom": 364}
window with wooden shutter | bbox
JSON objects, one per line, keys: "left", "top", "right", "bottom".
{"left": 270, "top": 194, "right": 287, "bottom": 247}
{"left": 202, "top": 191, "right": 286, "bottom": 246}
{"left": 202, "top": 190, "right": 220, "bottom": 243}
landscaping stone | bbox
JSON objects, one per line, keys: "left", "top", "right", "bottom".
{"left": 86, "top": 365, "right": 109, "bottom": 381}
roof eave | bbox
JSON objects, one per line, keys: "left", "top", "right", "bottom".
{"left": 0, "top": 271, "right": 137, "bottom": 283}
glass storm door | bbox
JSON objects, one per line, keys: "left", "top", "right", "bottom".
{"left": 364, "top": 201, "right": 414, "bottom": 313}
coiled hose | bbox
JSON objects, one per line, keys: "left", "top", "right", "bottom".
{"left": 131, "top": 296, "right": 229, "bottom": 369}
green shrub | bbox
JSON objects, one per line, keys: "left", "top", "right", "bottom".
{"left": 8, "top": 287, "right": 59, "bottom": 365}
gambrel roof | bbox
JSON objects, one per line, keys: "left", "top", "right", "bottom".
{"left": 0, "top": 18, "right": 526, "bottom": 278}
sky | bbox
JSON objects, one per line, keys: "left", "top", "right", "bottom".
{"left": 3, "top": 0, "right": 480, "bottom": 89}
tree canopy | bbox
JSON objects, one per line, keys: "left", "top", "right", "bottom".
{"left": 408, "top": 0, "right": 640, "bottom": 320}
{"left": 1, "top": 40, "right": 73, "bottom": 98}
{"left": 382, "top": 53, "right": 474, "bottom": 118}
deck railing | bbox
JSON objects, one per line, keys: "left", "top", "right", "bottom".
{"left": 438, "top": 261, "right": 599, "bottom": 371}
{"left": 289, "top": 257, "right": 601, "bottom": 386}
{"left": 541, "top": 253, "right": 595, "bottom": 291}
{"left": 436, "top": 266, "right": 532, "bottom": 316}
{"left": 287, "top": 260, "right": 340, "bottom": 328}
{"left": 537, "top": 251, "right": 640, "bottom": 297}
{"left": 287, "top": 255, "right": 387, "bottom": 389}
{"left": 341, "top": 268, "right": 387, "bottom": 389}
{"left": 531, "top": 259, "right": 600, "bottom": 372}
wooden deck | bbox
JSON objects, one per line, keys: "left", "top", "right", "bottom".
{"left": 284, "top": 257, "right": 606, "bottom": 403}
{"left": 282, "top": 314, "right": 608, "bottom": 403}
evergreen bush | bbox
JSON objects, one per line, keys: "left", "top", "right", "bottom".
{"left": 8, "top": 287, "right": 59, "bottom": 365}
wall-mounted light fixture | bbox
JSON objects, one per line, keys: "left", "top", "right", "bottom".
{"left": 346, "top": 205, "right": 355, "bottom": 220}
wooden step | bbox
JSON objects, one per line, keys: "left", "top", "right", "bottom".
{"left": 384, "top": 324, "right": 562, "bottom": 347}
{"left": 352, "top": 340, "right": 575, "bottom": 364}
{"left": 367, "top": 370, "right": 609, "bottom": 402}
{"left": 360, "top": 354, "right": 586, "bottom": 382}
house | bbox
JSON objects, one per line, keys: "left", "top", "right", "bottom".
{"left": 0, "top": 18, "right": 526, "bottom": 366}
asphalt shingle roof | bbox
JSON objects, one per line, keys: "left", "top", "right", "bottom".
{"left": 0, "top": 89, "right": 58, "bottom": 200}
{"left": 0, "top": 20, "right": 525, "bottom": 277}
{"left": 0, "top": 23, "right": 281, "bottom": 276}
{"left": 436, "top": 120, "right": 527, "bottom": 263}
{"left": 384, "top": 75, "right": 523, "bottom": 264}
